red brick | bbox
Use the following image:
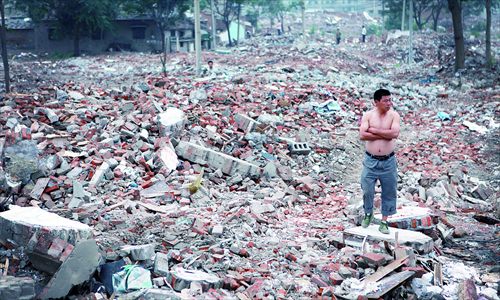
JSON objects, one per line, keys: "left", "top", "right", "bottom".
{"left": 328, "top": 272, "right": 344, "bottom": 285}
{"left": 311, "top": 275, "right": 329, "bottom": 287}
{"left": 222, "top": 277, "right": 240, "bottom": 290}
{"left": 59, "top": 243, "right": 75, "bottom": 262}
{"left": 47, "top": 238, "right": 68, "bottom": 259}
{"left": 285, "top": 252, "right": 297, "bottom": 262}
{"left": 402, "top": 266, "right": 426, "bottom": 278}
{"left": 361, "top": 252, "right": 386, "bottom": 267}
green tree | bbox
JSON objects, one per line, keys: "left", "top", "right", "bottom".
{"left": 266, "top": 0, "right": 289, "bottom": 34}
{"left": 429, "top": 0, "right": 446, "bottom": 31}
{"left": 245, "top": 0, "right": 265, "bottom": 31}
{"left": 123, "top": 0, "right": 190, "bottom": 74}
{"left": 486, "top": 0, "right": 491, "bottom": 67}
{"left": 213, "top": 0, "right": 239, "bottom": 46}
{"left": 0, "top": 0, "right": 10, "bottom": 92}
{"left": 16, "top": 0, "right": 116, "bottom": 56}
{"left": 382, "top": 0, "right": 405, "bottom": 30}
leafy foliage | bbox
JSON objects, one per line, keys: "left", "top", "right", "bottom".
{"left": 14, "top": 0, "right": 117, "bottom": 55}
{"left": 16, "top": 0, "right": 116, "bottom": 38}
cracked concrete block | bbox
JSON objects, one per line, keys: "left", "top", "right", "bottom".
{"left": 234, "top": 114, "right": 260, "bottom": 133}
{"left": 175, "top": 141, "right": 260, "bottom": 177}
{"left": 38, "top": 239, "right": 101, "bottom": 299}
{"left": 0, "top": 206, "right": 92, "bottom": 246}
{"left": 166, "top": 266, "right": 221, "bottom": 292}
{"left": 120, "top": 244, "right": 155, "bottom": 261}
{"left": 158, "top": 107, "right": 187, "bottom": 137}
{"left": 89, "top": 162, "right": 110, "bottom": 187}
{"left": 154, "top": 252, "right": 170, "bottom": 276}
{"left": 0, "top": 276, "right": 35, "bottom": 300}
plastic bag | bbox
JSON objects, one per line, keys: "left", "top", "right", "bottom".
{"left": 112, "top": 265, "right": 153, "bottom": 293}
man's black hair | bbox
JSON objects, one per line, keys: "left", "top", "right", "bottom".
{"left": 374, "top": 88, "right": 391, "bottom": 101}
{"left": 208, "top": 60, "right": 213, "bottom": 63}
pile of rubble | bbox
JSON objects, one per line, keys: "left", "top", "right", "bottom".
{"left": 0, "top": 20, "right": 499, "bottom": 299}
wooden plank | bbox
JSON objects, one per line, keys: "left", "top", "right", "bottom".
{"left": 366, "top": 270, "right": 415, "bottom": 299}
{"left": 364, "top": 255, "right": 408, "bottom": 284}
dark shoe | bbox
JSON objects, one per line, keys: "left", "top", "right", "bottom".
{"left": 379, "top": 221, "right": 390, "bottom": 234}
{"left": 361, "top": 213, "right": 374, "bottom": 228}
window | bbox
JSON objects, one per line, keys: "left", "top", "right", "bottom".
{"left": 131, "top": 26, "right": 146, "bottom": 39}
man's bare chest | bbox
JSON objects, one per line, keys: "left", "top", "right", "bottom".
{"left": 369, "top": 113, "right": 393, "bottom": 129}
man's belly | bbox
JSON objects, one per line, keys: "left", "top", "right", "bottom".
{"left": 365, "top": 140, "right": 395, "bottom": 156}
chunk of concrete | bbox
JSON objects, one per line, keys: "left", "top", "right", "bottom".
{"left": 175, "top": 141, "right": 260, "bottom": 177}
{"left": 89, "top": 162, "right": 110, "bottom": 187}
{"left": 120, "top": 244, "right": 155, "bottom": 261}
{"left": 166, "top": 266, "right": 221, "bottom": 292}
{"left": 38, "top": 239, "right": 101, "bottom": 299}
{"left": 158, "top": 107, "right": 187, "bottom": 136}
{"left": 343, "top": 225, "right": 434, "bottom": 254}
{"left": 154, "top": 252, "right": 170, "bottom": 276}
{"left": 234, "top": 114, "right": 260, "bottom": 133}
{"left": 374, "top": 206, "right": 435, "bottom": 231}
{"left": 0, "top": 206, "right": 92, "bottom": 246}
{"left": 0, "top": 276, "right": 36, "bottom": 300}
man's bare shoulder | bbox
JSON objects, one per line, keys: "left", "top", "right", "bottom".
{"left": 390, "top": 109, "right": 401, "bottom": 118}
{"left": 362, "top": 109, "right": 375, "bottom": 118}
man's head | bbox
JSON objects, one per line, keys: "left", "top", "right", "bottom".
{"left": 207, "top": 60, "right": 214, "bottom": 69}
{"left": 373, "top": 88, "right": 392, "bottom": 112}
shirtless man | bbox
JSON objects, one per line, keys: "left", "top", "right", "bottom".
{"left": 359, "top": 89, "right": 400, "bottom": 234}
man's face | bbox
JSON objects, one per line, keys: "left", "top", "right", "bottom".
{"left": 208, "top": 62, "right": 213, "bottom": 69}
{"left": 375, "top": 95, "right": 392, "bottom": 111}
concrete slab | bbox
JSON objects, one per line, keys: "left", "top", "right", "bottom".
{"left": 374, "top": 206, "right": 436, "bottom": 230}
{"left": 175, "top": 141, "right": 261, "bottom": 177}
{"left": 38, "top": 239, "right": 101, "bottom": 299}
{"left": 0, "top": 206, "right": 92, "bottom": 246}
{"left": 0, "top": 276, "right": 35, "bottom": 300}
{"left": 234, "top": 114, "right": 260, "bottom": 133}
{"left": 158, "top": 108, "right": 187, "bottom": 136}
{"left": 343, "top": 225, "right": 433, "bottom": 254}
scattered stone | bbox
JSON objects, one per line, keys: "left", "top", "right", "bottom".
{"left": 120, "top": 244, "right": 155, "bottom": 261}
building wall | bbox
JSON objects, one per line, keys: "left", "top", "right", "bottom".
{"left": 6, "top": 29, "right": 34, "bottom": 50}
{"left": 7, "top": 20, "right": 211, "bottom": 55}
{"left": 32, "top": 20, "right": 160, "bottom": 54}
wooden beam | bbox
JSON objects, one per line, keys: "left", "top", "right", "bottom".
{"left": 364, "top": 255, "right": 408, "bottom": 284}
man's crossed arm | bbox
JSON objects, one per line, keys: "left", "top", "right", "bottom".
{"left": 359, "top": 112, "right": 400, "bottom": 141}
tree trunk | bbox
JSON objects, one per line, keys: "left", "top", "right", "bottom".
{"left": 194, "top": 0, "right": 202, "bottom": 76}
{"left": 226, "top": 21, "right": 232, "bottom": 46}
{"left": 236, "top": 3, "right": 240, "bottom": 43}
{"left": 280, "top": 14, "right": 284, "bottom": 34}
{"left": 448, "top": 0, "right": 465, "bottom": 70}
{"left": 408, "top": 0, "right": 413, "bottom": 64}
{"left": 432, "top": 3, "right": 442, "bottom": 31}
{"left": 210, "top": 0, "right": 217, "bottom": 50}
{"left": 160, "top": 27, "right": 167, "bottom": 76}
{"left": 485, "top": 0, "right": 492, "bottom": 67}
{"left": 401, "top": 0, "right": 406, "bottom": 31}
{"left": 0, "top": 0, "right": 10, "bottom": 93}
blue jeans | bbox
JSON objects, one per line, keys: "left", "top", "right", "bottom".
{"left": 360, "top": 154, "right": 398, "bottom": 216}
